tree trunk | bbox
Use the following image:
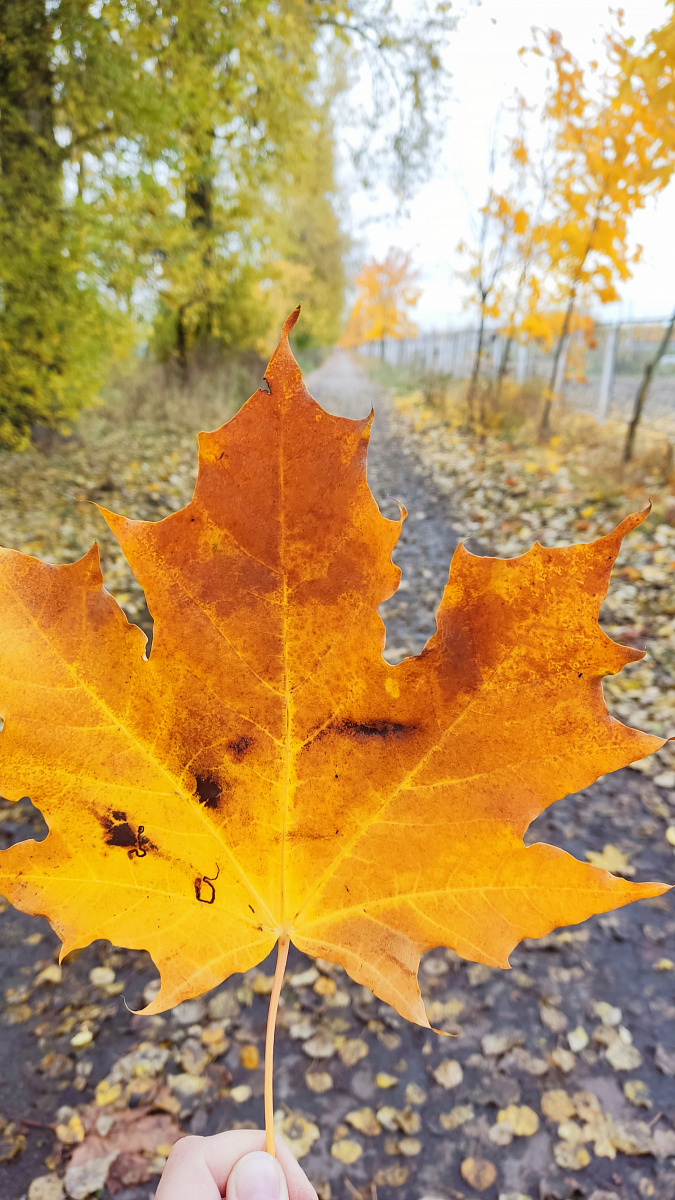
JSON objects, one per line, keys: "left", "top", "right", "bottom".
{"left": 175, "top": 306, "right": 190, "bottom": 388}
{"left": 538, "top": 288, "right": 576, "bottom": 440}
{"left": 495, "top": 334, "right": 513, "bottom": 403}
{"left": 623, "top": 305, "right": 675, "bottom": 463}
{"left": 0, "top": 0, "right": 67, "bottom": 435}
{"left": 466, "top": 312, "right": 486, "bottom": 424}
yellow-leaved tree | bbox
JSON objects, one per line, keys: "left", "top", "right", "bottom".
{"left": 341, "top": 248, "right": 421, "bottom": 354}
{"left": 608, "top": 4, "right": 675, "bottom": 460}
{"left": 531, "top": 28, "right": 669, "bottom": 438}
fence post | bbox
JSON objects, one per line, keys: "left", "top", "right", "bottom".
{"left": 597, "top": 324, "right": 619, "bottom": 423}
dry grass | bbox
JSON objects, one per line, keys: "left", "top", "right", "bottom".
{"left": 364, "top": 358, "right": 675, "bottom": 503}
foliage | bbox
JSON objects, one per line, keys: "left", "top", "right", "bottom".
{"left": 0, "top": 319, "right": 667, "bottom": 1054}
{"left": 0, "top": 0, "right": 456, "bottom": 447}
{"left": 341, "top": 247, "right": 420, "bottom": 348}
{"left": 529, "top": 26, "right": 673, "bottom": 433}
{"left": 0, "top": 0, "right": 144, "bottom": 448}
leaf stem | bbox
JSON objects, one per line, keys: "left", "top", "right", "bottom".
{"left": 264, "top": 934, "right": 290, "bottom": 1155}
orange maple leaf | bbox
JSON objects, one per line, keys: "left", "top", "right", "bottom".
{"left": 0, "top": 311, "right": 669, "bottom": 1038}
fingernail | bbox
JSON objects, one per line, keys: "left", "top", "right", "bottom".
{"left": 231, "top": 1151, "right": 284, "bottom": 1200}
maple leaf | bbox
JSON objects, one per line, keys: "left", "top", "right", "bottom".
{"left": 0, "top": 310, "right": 669, "bottom": 1034}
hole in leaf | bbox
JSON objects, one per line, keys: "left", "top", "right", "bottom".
{"left": 0, "top": 796, "right": 49, "bottom": 849}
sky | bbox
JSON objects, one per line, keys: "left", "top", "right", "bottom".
{"left": 347, "top": 0, "right": 675, "bottom": 330}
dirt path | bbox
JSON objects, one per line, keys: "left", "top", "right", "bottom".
{"left": 1, "top": 355, "right": 675, "bottom": 1200}
{"left": 307, "top": 350, "right": 461, "bottom": 663}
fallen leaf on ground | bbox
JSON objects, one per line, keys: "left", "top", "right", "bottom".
{"left": 373, "top": 1166, "right": 409, "bottom": 1188}
{"left": 239, "top": 1044, "right": 260, "bottom": 1070}
{"left": 585, "top": 845, "right": 636, "bottom": 876}
{"left": 331, "top": 1138, "right": 362, "bottom": 1164}
{"left": 567, "top": 1025, "right": 589, "bottom": 1052}
{"left": 65, "top": 1152, "right": 119, "bottom": 1200}
{"left": 305, "top": 1071, "right": 333, "bottom": 1094}
{"left": 376, "top": 1072, "right": 399, "bottom": 1089}
{"left": 540, "top": 1002, "right": 568, "bottom": 1032}
{"left": 439, "top": 1104, "right": 474, "bottom": 1130}
{"left": 541, "top": 1090, "right": 576, "bottom": 1122}
{"left": 274, "top": 1113, "right": 319, "bottom": 1160}
{"left": 605, "top": 1039, "right": 643, "bottom": 1070}
{"left": 554, "top": 1142, "right": 591, "bottom": 1169}
{"left": 64, "top": 1105, "right": 181, "bottom": 1196}
{"left": 460, "top": 1157, "right": 497, "bottom": 1191}
{"left": 432, "top": 1058, "right": 463, "bottom": 1089}
{"left": 655, "top": 1043, "right": 675, "bottom": 1075}
{"left": 0, "top": 1118, "right": 26, "bottom": 1164}
{"left": 497, "top": 1104, "right": 539, "bottom": 1136}
{"left": 338, "top": 1038, "right": 368, "bottom": 1066}
{"left": 28, "top": 1177, "right": 65, "bottom": 1200}
{"left": 345, "top": 1107, "right": 382, "bottom": 1136}
{"left": 623, "top": 1079, "right": 652, "bottom": 1108}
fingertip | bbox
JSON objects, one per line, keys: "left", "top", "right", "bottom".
{"left": 227, "top": 1150, "right": 288, "bottom": 1200}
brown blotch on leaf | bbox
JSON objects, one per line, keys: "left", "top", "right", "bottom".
{"left": 194, "top": 774, "right": 221, "bottom": 809}
{"left": 227, "top": 735, "right": 254, "bottom": 760}
{"left": 335, "top": 719, "right": 415, "bottom": 740}
{"left": 103, "top": 812, "right": 138, "bottom": 849}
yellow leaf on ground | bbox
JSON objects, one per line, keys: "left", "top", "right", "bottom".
{"left": 439, "top": 1104, "right": 474, "bottom": 1131}
{"left": 541, "top": 1090, "right": 576, "bottom": 1122}
{"left": 338, "top": 1039, "right": 368, "bottom": 1067}
{"left": 274, "top": 1112, "right": 319, "bottom": 1160}
{"left": 623, "top": 1080, "right": 652, "bottom": 1109}
{"left": 432, "top": 1059, "right": 463, "bottom": 1089}
{"left": 331, "top": 1139, "right": 362, "bottom": 1165}
{"left": 345, "top": 1107, "right": 381, "bottom": 1136}
{"left": 239, "top": 1044, "right": 260, "bottom": 1071}
{"left": 305, "top": 1071, "right": 333, "bottom": 1094}
{"left": 554, "top": 1142, "right": 591, "bottom": 1169}
{"left": 460, "top": 1157, "right": 497, "bottom": 1191}
{"left": 376, "top": 1072, "right": 399, "bottom": 1089}
{"left": 585, "top": 845, "right": 636, "bottom": 876}
{"left": 497, "top": 1104, "right": 539, "bottom": 1136}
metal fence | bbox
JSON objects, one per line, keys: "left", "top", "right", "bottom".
{"left": 356, "top": 318, "right": 675, "bottom": 427}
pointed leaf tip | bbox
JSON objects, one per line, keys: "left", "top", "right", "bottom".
{"left": 265, "top": 308, "right": 303, "bottom": 390}
{"left": 282, "top": 306, "right": 301, "bottom": 338}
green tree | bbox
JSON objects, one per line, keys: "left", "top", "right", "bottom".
{"left": 0, "top": 0, "right": 456, "bottom": 446}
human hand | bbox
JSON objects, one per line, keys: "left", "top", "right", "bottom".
{"left": 155, "top": 1130, "right": 318, "bottom": 1200}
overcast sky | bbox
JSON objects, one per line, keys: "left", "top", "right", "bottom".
{"left": 348, "top": 0, "right": 675, "bottom": 329}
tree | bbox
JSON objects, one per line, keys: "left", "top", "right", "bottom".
{"left": 531, "top": 28, "right": 667, "bottom": 439}
{"left": 609, "top": 4, "right": 675, "bottom": 459}
{"left": 455, "top": 127, "right": 517, "bottom": 421}
{"left": 0, "top": 0, "right": 457, "bottom": 447}
{"left": 489, "top": 100, "right": 553, "bottom": 401}
{"left": 340, "top": 248, "right": 421, "bottom": 352}
{"left": 0, "top": 0, "right": 151, "bottom": 447}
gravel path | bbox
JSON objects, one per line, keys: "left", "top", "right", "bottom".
{"left": 1, "top": 353, "right": 674, "bottom": 1200}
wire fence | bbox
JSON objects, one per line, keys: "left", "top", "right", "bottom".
{"left": 356, "top": 318, "right": 675, "bottom": 431}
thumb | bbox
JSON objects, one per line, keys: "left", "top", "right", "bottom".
{"left": 226, "top": 1150, "right": 290, "bottom": 1200}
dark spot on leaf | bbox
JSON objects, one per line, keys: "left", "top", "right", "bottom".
{"left": 103, "top": 818, "right": 137, "bottom": 849}
{"left": 195, "top": 774, "right": 221, "bottom": 808}
{"left": 112, "top": 810, "right": 127, "bottom": 822}
{"left": 227, "top": 735, "right": 253, "bottom": 760}
{"left": 303, "top": 719, "right": 417, "bottom": 750}
{"left": 335, "top": 719, "right": 415, "bottom": 740}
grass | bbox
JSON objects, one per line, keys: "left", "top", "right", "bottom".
{"left": 361, "top": 358, "right": 675, "bottom": 505}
